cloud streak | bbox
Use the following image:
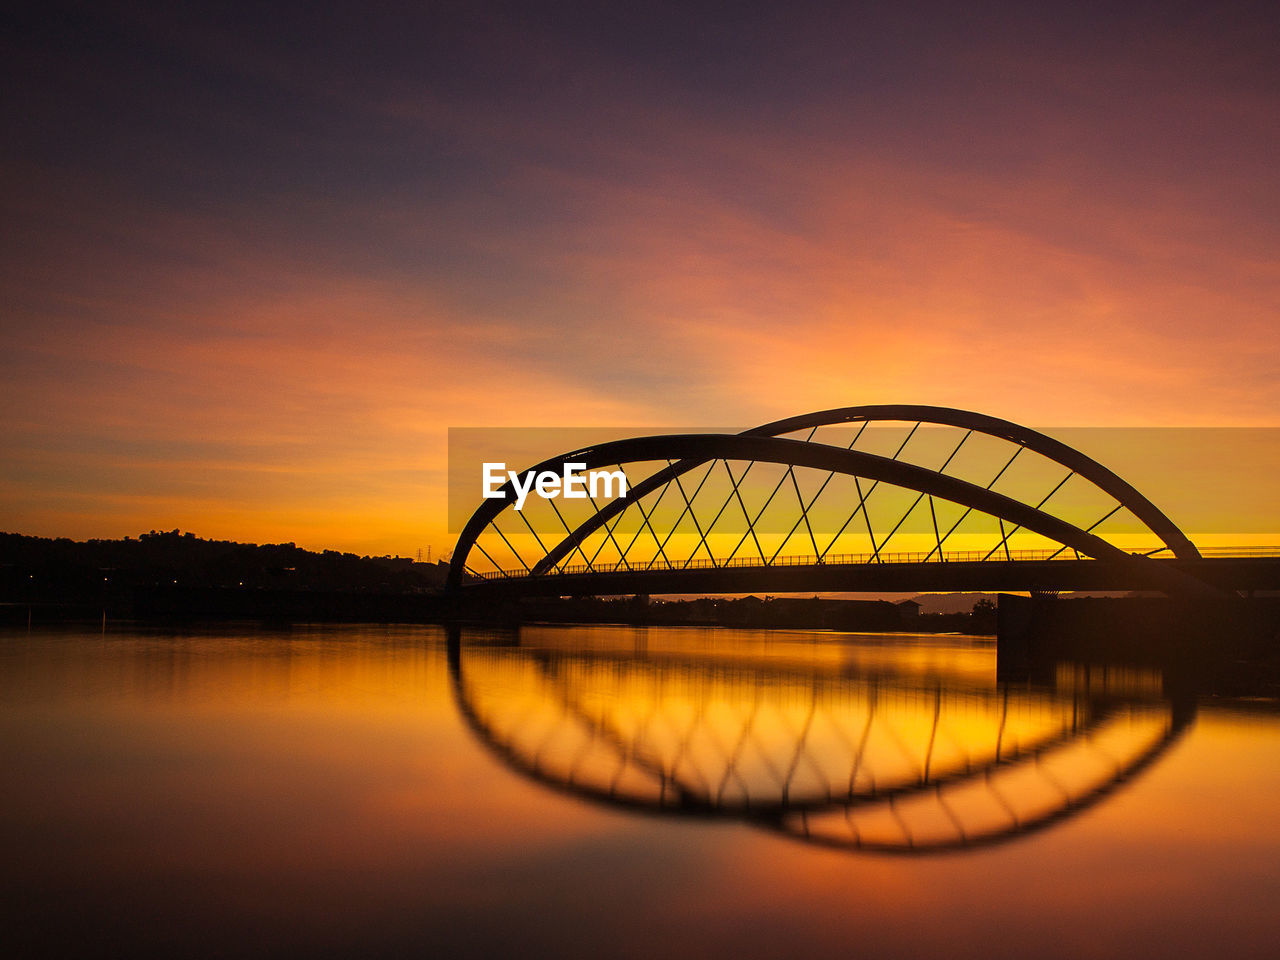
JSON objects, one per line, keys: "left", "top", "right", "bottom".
{"left": 3, "top": 1, "right": 1277, "bottom": 551}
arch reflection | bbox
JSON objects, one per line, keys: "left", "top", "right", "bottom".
{"left": 447, "top": 629, "right": 1193, "bottom": 855}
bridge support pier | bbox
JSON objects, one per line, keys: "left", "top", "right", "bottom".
{"left": 995, "top": 593, "right": 1280, "bottom": 687}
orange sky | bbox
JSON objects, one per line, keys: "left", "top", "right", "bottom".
{"left": 3, "top": 2, "right": 1277, "bottom": 555}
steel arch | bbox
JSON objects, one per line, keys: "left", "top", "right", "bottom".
{"left": 520, "top": 404, "right": 1199, "bottom": 578}
{"left": 746, "top": 405, "right": 1199, "bottom": 559}
{"left": 447, "top": 425, "right": 1197, "bottom": 591}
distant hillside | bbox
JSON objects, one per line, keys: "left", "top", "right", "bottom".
{"left": 0, "top": 530, "right": 448, "bottom": 604}
{"left": 912, "top": 592, "right": 1002, "bottom": 614}
{"left": 912, "top": 590, "right": 1147, "bottom": 614}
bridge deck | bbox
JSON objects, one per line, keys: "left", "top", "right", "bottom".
{"left": 460, "top": 549, "right": 1280, "bottom": 596}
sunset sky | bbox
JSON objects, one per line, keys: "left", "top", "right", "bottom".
{"left": 4, "top": 1, "right": 1278, "bottom": 556}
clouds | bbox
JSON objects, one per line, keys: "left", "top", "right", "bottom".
{"left": 3, "top": 1, "right": 1278, "bottom": 550}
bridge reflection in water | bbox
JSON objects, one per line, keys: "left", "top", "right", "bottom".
{"left": 447, "top": 627, "right": 1192, "bottom": 855}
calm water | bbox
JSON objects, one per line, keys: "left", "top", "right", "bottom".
{"left": 3, "top": 623, "right": 1280, "bottom": 959}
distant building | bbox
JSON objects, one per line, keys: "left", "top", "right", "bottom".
{"left": 896, "top": 599, "right": 921, "bottom": 620}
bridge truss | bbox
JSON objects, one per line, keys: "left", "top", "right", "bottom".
{"left": 449, "top": 405, "right": 1207, "bottom": 595}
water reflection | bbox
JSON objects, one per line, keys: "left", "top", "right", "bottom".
{"left": 5, "top": 624, "right": 1280, "bottom": 958}
{"left": 447, "top": 626, "right": 1194, "bottom": 854}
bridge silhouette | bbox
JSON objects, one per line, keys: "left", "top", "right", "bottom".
{"left": 449, "top": 405, "right": 1280, "bottom": 598}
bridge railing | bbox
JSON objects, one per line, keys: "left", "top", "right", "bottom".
{"left": 1148, "top": 546, "right": 1280, "bottom": 558}
{"left": 468, "top": 544, "right": 1280, "bottom": 581}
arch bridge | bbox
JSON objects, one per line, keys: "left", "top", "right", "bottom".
{"left": 448, "top": 405, "right": 1277, "bottom": 598}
